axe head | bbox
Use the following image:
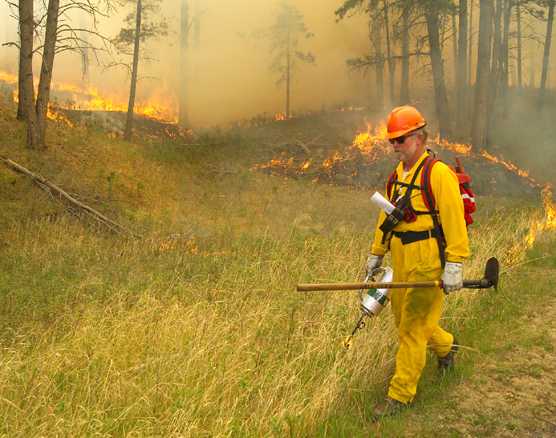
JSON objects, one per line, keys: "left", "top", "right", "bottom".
{"left": 483, "top": 257, "right": 500, "bottom": 291}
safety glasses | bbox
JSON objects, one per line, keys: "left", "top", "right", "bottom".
{"left": 388, "top": 133, "right": 415, "bottom": 145}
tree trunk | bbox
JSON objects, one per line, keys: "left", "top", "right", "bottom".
{"left": 471, "top": 0, "right": 494, "bottom": 150}
{"left": 425, "top": 5, "right": 452, "bottom": 139}
{"left": 485, "top": 0, "right": 503, "bottom": 144}
{"left": 456, "top": 0, "right": 468, "bottom": 133}
{"left": 79, "top": 9, "right": 90, "bottom": 83}
{"left": 374, "top": 22, "right": 384, "bottom": 109}
{"left": 286, "top": 30, "right": 291, "bottom": 120}
{"left": 384, "top": 0, "right": 395, "bottom": 105}
{"left": 537, "top": 0, "right": 555, "bottom": 118}
{"left": 179, "top": 0, "right": 189, "bottom": 128}
{"left": 452, "top": 13, "right": 458, "bottom": 81}
{"left": 17, "top": 0, "right": 34, "bottom": 122}
{"left": 18, "top": 0, "right": 42, "bottom": 149}
{"left": 400, "top": 8, "right": 410, "bottom": 104}
{"left": 516, "top": 0, "right": 522, "bottom": 92}
{"left": 35, "top": 0, "right": 60, "bottom": 148}
{"left": 500, "top": 0, "right": 512, "bottom": 117}
{"left": 124, "top": 0, "right": 142, "bottom": 141}
{"left": 468, "top": 0, "right": 474, "bottom": 119}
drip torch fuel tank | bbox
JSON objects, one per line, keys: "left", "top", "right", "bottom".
{"left": 360, "top": 267, "right": 394, "bottom": 317}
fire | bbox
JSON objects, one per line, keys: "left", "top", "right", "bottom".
{"left": 251, "top": 120, "right": 391, "bottom": 188}
{"left": 0, "top": 71, "right": 18, "bottom": 85}
{"left": 1, "top": 70, "right": 179, "bottom": 124}
{"left": 505, "top": 184, "right": 555, "bottom": 264}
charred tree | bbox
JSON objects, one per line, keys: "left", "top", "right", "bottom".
{"left": 455, "top": 0, "right": 468, "bottom": 133}
{"left": 537, "top": 0, "right": 555, "bottom": 118}
{"left": 471, "top": 0, "right": 494, "bottom": 150}
{"left": 425, "top": 3, "right": 452, "bottom": 139}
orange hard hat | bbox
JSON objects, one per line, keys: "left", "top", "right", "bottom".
{"left": 385, "top": 106, "right": 426, "bottom": 139}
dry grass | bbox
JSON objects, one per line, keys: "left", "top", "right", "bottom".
{"left": 0, "top": 198, "right": 542, "bottom": 437}
{"left": 0, "top": 106, "right": 549, "bottom": 437}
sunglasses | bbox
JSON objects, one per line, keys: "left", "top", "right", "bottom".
{"left": 389, "top": 133, "right": 415, "bottom": 145}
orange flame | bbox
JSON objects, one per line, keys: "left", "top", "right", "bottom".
{"left": 505, "top": 184, "right": 555, "bottom": 264}
{"left": 1, "top": 70, "right": 179, "bottom": 123}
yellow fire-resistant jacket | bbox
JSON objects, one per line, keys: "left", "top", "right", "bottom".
{"left": 371, "top": 151, "right": 470, "bottom": 263}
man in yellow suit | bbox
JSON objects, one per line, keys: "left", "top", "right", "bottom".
{"left": 366, "top": 106, "right": 470, "bottom": 419}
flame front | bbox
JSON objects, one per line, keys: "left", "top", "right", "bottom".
{"left": 1, "top": 70, "right": 179, "bottom": 124}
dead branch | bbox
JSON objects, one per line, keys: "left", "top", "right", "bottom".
{"left": 1, "top": 156, "right": 135, "bottom": 236}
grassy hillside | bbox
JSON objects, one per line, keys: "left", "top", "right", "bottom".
{"left": 0, "top": 99, "right": 553, "bottom": 437}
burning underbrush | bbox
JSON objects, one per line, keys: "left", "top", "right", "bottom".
{"left": 250, "top": 120, "right": 543, "bottom": 199}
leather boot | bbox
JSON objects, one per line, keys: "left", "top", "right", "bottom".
{"left": 372, "top": 396, "right": 408, "bottom": 420}
{"left": 438, "top": 336, "right": 459, "bottom": 371}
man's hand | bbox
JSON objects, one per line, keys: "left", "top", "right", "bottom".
{"left": 440, "top": 262, "right": 463, "bottom": 294}
{"left": 366, "top": 254, "right": 384, "bottom": 278}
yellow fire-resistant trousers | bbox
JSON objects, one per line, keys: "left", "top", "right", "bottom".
{"left": 387, "top": 235, "right": 455, "bottom": 404}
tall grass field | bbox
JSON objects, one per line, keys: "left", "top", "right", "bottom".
{"left": 0, "top": 107, "right": 552, "bottom": 437}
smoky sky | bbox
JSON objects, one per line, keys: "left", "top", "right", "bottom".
{"left": 0, "top": 0, "right": 553, "bottom": 127}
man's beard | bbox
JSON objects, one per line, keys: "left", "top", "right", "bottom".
{"left": 394, "top": 141, "right": 417, "bottom": 162}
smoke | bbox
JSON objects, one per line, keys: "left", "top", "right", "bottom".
{"left": 0, "top": 0, "right": 555, "bottom": 132}
{"left": 0, "top": 0, "right": 373, "bottom": 125}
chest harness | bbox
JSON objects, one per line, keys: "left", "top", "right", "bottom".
{"left": 380, "top": 155, "right": 447, "bottom": 268}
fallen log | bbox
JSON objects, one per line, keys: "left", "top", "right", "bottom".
{"left": 1, "top": 155, "right": 134, "bottom": 236}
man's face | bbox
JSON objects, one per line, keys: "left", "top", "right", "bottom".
{"left": 390, "top": 133, "right": 419, "bottom": 163}
{"left": 390, "top": 134, "right": 421, "bottom": 163}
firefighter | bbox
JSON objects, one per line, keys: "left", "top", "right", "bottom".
{"left": 366, "top": 105, "right": 470, "bottom": 419}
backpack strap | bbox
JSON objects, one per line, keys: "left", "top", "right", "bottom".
{"left": 420, "top": 157, "right": 446, "bottom": 268}
{"left": 385, "top": 168, "right": 398, "bottom": 201}
{"left": 380, "top": 159, "right": 429, "bottom": 246}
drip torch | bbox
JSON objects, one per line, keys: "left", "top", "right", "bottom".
{"left": 343, "top": 267, "right": 394, "bottom": 350}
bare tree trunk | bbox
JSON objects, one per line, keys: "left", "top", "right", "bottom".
{"left": 79, "top": 9, "right": 90, "bottom": 83}
{"left": 18, "top": 0, "right": 42, "bottom": 149}
{"left": 537, "top": 0, "right": 555, "bottom": 118}
{"left": 286, "top": 30, "right": 291, "bottom": 120}
{"left": 193, "top": 0, "right": 201, "bottom": 108}
{"left": 400, "top": 8, "right": 410, "bottom": 104}
{"left": 374, "top": 23, "right": 384, "bottom": 109}
{"left": 425, "top": 5, "right": 452, "bottom": 139}
{"left": 35, "top": 0, "right": 60, "bottom": 148}
{"left": 471, "top": 0, "right": 494, "bottom": 150}
{"left": 452, "top": 13, "right": 458, "bottom": 80}
{"left": 124, "top": 0, "right": 142, "bottom": 141}
{"left": 486, "top": 0, "right": 503, "bottom": 144}
{"left": 17, "top": 0, "right": 34, "bottom": 122}
{"left": 516, "top": 0, "right": 522, "bottom": 92}
{"left": 179, "top": 0, "right": 189, "bottom": 128}
{"left": 500, "top": 0, "right": 511, "bottom": 117}
{"left": 384, "top": 0, "right": 395, "bottom": 105}
{"left": 456, "top": 0, "right": 468, "bottom": 133}
{"left": 468, "top": 0, "right": 474, "bottom": 119}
